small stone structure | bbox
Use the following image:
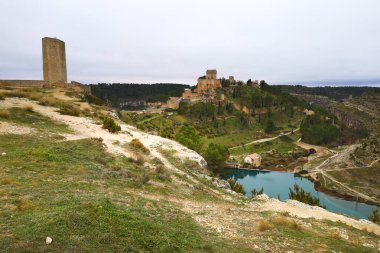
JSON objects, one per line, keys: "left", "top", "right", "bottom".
{"left": 229, "top": 76, "right": 235, "bottom": 84}
{"left": 244, "top": 153, "right": 262, "bottom": 167}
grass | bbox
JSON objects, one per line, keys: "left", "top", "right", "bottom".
{"left": 0, "top": 107, "right": 71, "bottom": 133}
{"left": 0, "top": 133, "right": 255, "bottom": 253}
{"left": 1, "top": 88, "right": 84, "bottom": 117}
{"left": 229, "top": 136, "right": 299, "bottom": 156}
{"left": 0, "top": 109, "right": 10, "bottom": 118}
{"left": 58, "top": 103, "right": 81, "bottom": 116}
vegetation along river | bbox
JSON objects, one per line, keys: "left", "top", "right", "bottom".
{"left": 223, "top": 168, "right": 379, "bottom": 220}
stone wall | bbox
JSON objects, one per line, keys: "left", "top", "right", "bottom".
{"left": 0, "top": 80, "right": 48, "bottom": 88}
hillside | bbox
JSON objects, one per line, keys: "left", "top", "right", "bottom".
{"left": 0, "top": 87, "right": 380, "bottom": 252}
{"left": 300, "top": 91, "right": 380, "bottom": 205}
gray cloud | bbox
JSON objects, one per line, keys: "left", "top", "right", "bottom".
{"left": 1, "top": 0, "right": 379, "bottom": 85}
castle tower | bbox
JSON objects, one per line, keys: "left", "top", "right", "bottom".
{"left": 206, "top": 69, "right": 217, "bottom": 79}
{"left": 42, "top": 37, "right": 67, "bottom": 84}
{"left": 196, "top": 69, "right": 221, "bottom": 94}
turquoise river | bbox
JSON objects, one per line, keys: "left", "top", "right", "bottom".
{"left": 223, "top": 168, "right": 379, "bottom": 220}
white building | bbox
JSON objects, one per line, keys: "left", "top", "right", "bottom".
{"left": 244, "top": 153, "right": 262, "bottom": 167}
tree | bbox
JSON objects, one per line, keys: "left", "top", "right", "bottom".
{"left": 204, "top": 143, "right": 229, "bottom": 175}
{"left": 264, "top": 119, "right": 276, "bottom": 133}
{"left": 247, "top": 79, "right": 253, "bottom": 86}
{"left": 227, "top": 179, "right": 246, "bottom": 195}
{"left": 369, "top": 207, "right": 380, "bottom": 224}
{"left": 288, "top": 183, "right": 325, "bottom": 208}
{"left": 175, "top": 125, "right": 203, "bottom": 152}
{"left": 251, "top": 187, "right": 264, "bottom": 197}
{"left": 260, "top": 80, "right": 269, "bottom": 90}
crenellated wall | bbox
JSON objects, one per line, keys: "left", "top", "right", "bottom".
{"left": 0, "top": 80, "right": 48, "bottom": 88}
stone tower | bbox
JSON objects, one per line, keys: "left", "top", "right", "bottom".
{"left": 42, "top": 37, "right": 67, "bottom": 84}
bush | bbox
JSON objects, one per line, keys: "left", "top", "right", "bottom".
{"left": 264, "top": 119, "right": 276, "bottom": 133}
{"left": 288, "top": 183, "right": 325, "bottom": 208}
{"left": 251, "top": 187, "right": 264, "bottom": 197}
{"left": 272, "top": 215, "right": 300, "bottom": 230}
{"left": 134, "top": 155, "right": 146, "bottom": 166}
{"left": 256, "top": 219, "right": 273, "bottom": 232}
{"left": 204, "top": 143, "right": 229, "bottom": 175}
{"left": 59, "top": 104, "right": 81, "bottom": 116}
{"left": 138, "top": 174, "right": 150, "bottom": 185}
{"left": 369, "top": 207, "right": 380, "bottom": 224}
{"left": 103, "top": 117, "right": 121, "bottom": 133}
{"left": 0, "top": 92, "right": 4, "bottom": 100}
{"left": 0, "top": 109, "right": 10, "bottom": 118}
{"left": 83, "top": 94, "right": 104, "bottom": 105}
{"left": 24, "top": 105, "right": 34, "bottom": 112}
{"left": 227, "top": 179, "right": 246, "bottom": 195}
{"left": 175, "top": 125, "right": 203, "bottom": 153}
{"left": 129, "top": 138, "right": 150, "bottom": 155}
{"left": 155, "top": 165, "right": 171, "bottom": 181}
{"left": 14, "top": 198, "right": 34, "bottom": 211}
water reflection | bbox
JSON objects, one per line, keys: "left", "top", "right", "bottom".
{"left": 223, "top": 168, "right": 379, "bottom": 220}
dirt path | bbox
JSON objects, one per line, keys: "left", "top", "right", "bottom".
{"left": 229, "top": 128, "right": 300, "bottom": 150}
{"left": 296, "top": 141, "right": 332, "bottom": 156}
{"left": 307, "top": 145, "right": 379, "bottom": 204}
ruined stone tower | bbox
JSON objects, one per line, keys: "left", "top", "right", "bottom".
{"left": 42, "top": 37, "right": 67, "bottom": 84}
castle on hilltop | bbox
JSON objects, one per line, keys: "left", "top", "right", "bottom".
{"left": 194, "top": 69, "right": 222, "bottom": 94}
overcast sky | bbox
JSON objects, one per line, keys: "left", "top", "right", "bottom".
{"left": 0, "top": 0, "right": 379, "bottom": 85}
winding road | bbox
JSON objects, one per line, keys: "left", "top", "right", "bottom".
{"left": 229, "top": 128, "right": 300, "bottom": 150}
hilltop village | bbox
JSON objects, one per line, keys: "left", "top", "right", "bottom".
{"left": 165, "top": 70, "right": 261, "bottom": 110}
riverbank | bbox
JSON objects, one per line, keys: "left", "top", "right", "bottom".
{"left": 223, "top": 168, "right": 380, "bottom": 221}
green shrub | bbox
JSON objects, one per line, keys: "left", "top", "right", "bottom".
{"left": 288, "top": 183, "right": 325, "bottom": 208}
{"left": 204, "top": 143, "right": 229, "bottom": 175}
{"left": 0, "top": 92, "right": 4, "bottom": 100}
{"left": 59, "top": 104, "right": 81, "bottom": 116}
{"left": 227, "top": 179, "right": 246, "bottom": 195}
{"left": 175, "top": 125, "right": 203, "bottom": 152}
{"left": 251, "top": 187, "right": 264, "bottom": 197}
{"left": 83, "top": 94, "right": 104, "bottom": 105}
{"left": 369, "top": 207, "right": 380, "bottom": 224}
{"left": 103, "top": 117, "right": 121, "bottom": 133}
{"left": 129, "top": 138, "right": 150, "bottom": 155}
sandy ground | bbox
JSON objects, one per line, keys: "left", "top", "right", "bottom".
{"left": 0, "top": 121, "right": 35, "bottom": 135}
{"left": 1, "top": 96, "right": 380, "bottom": 236}
{"left": 254, "top": 195, "right": 380, "bottom": 235}
{"left": 296, "top": 141, "right": 332, "bottom": 156}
